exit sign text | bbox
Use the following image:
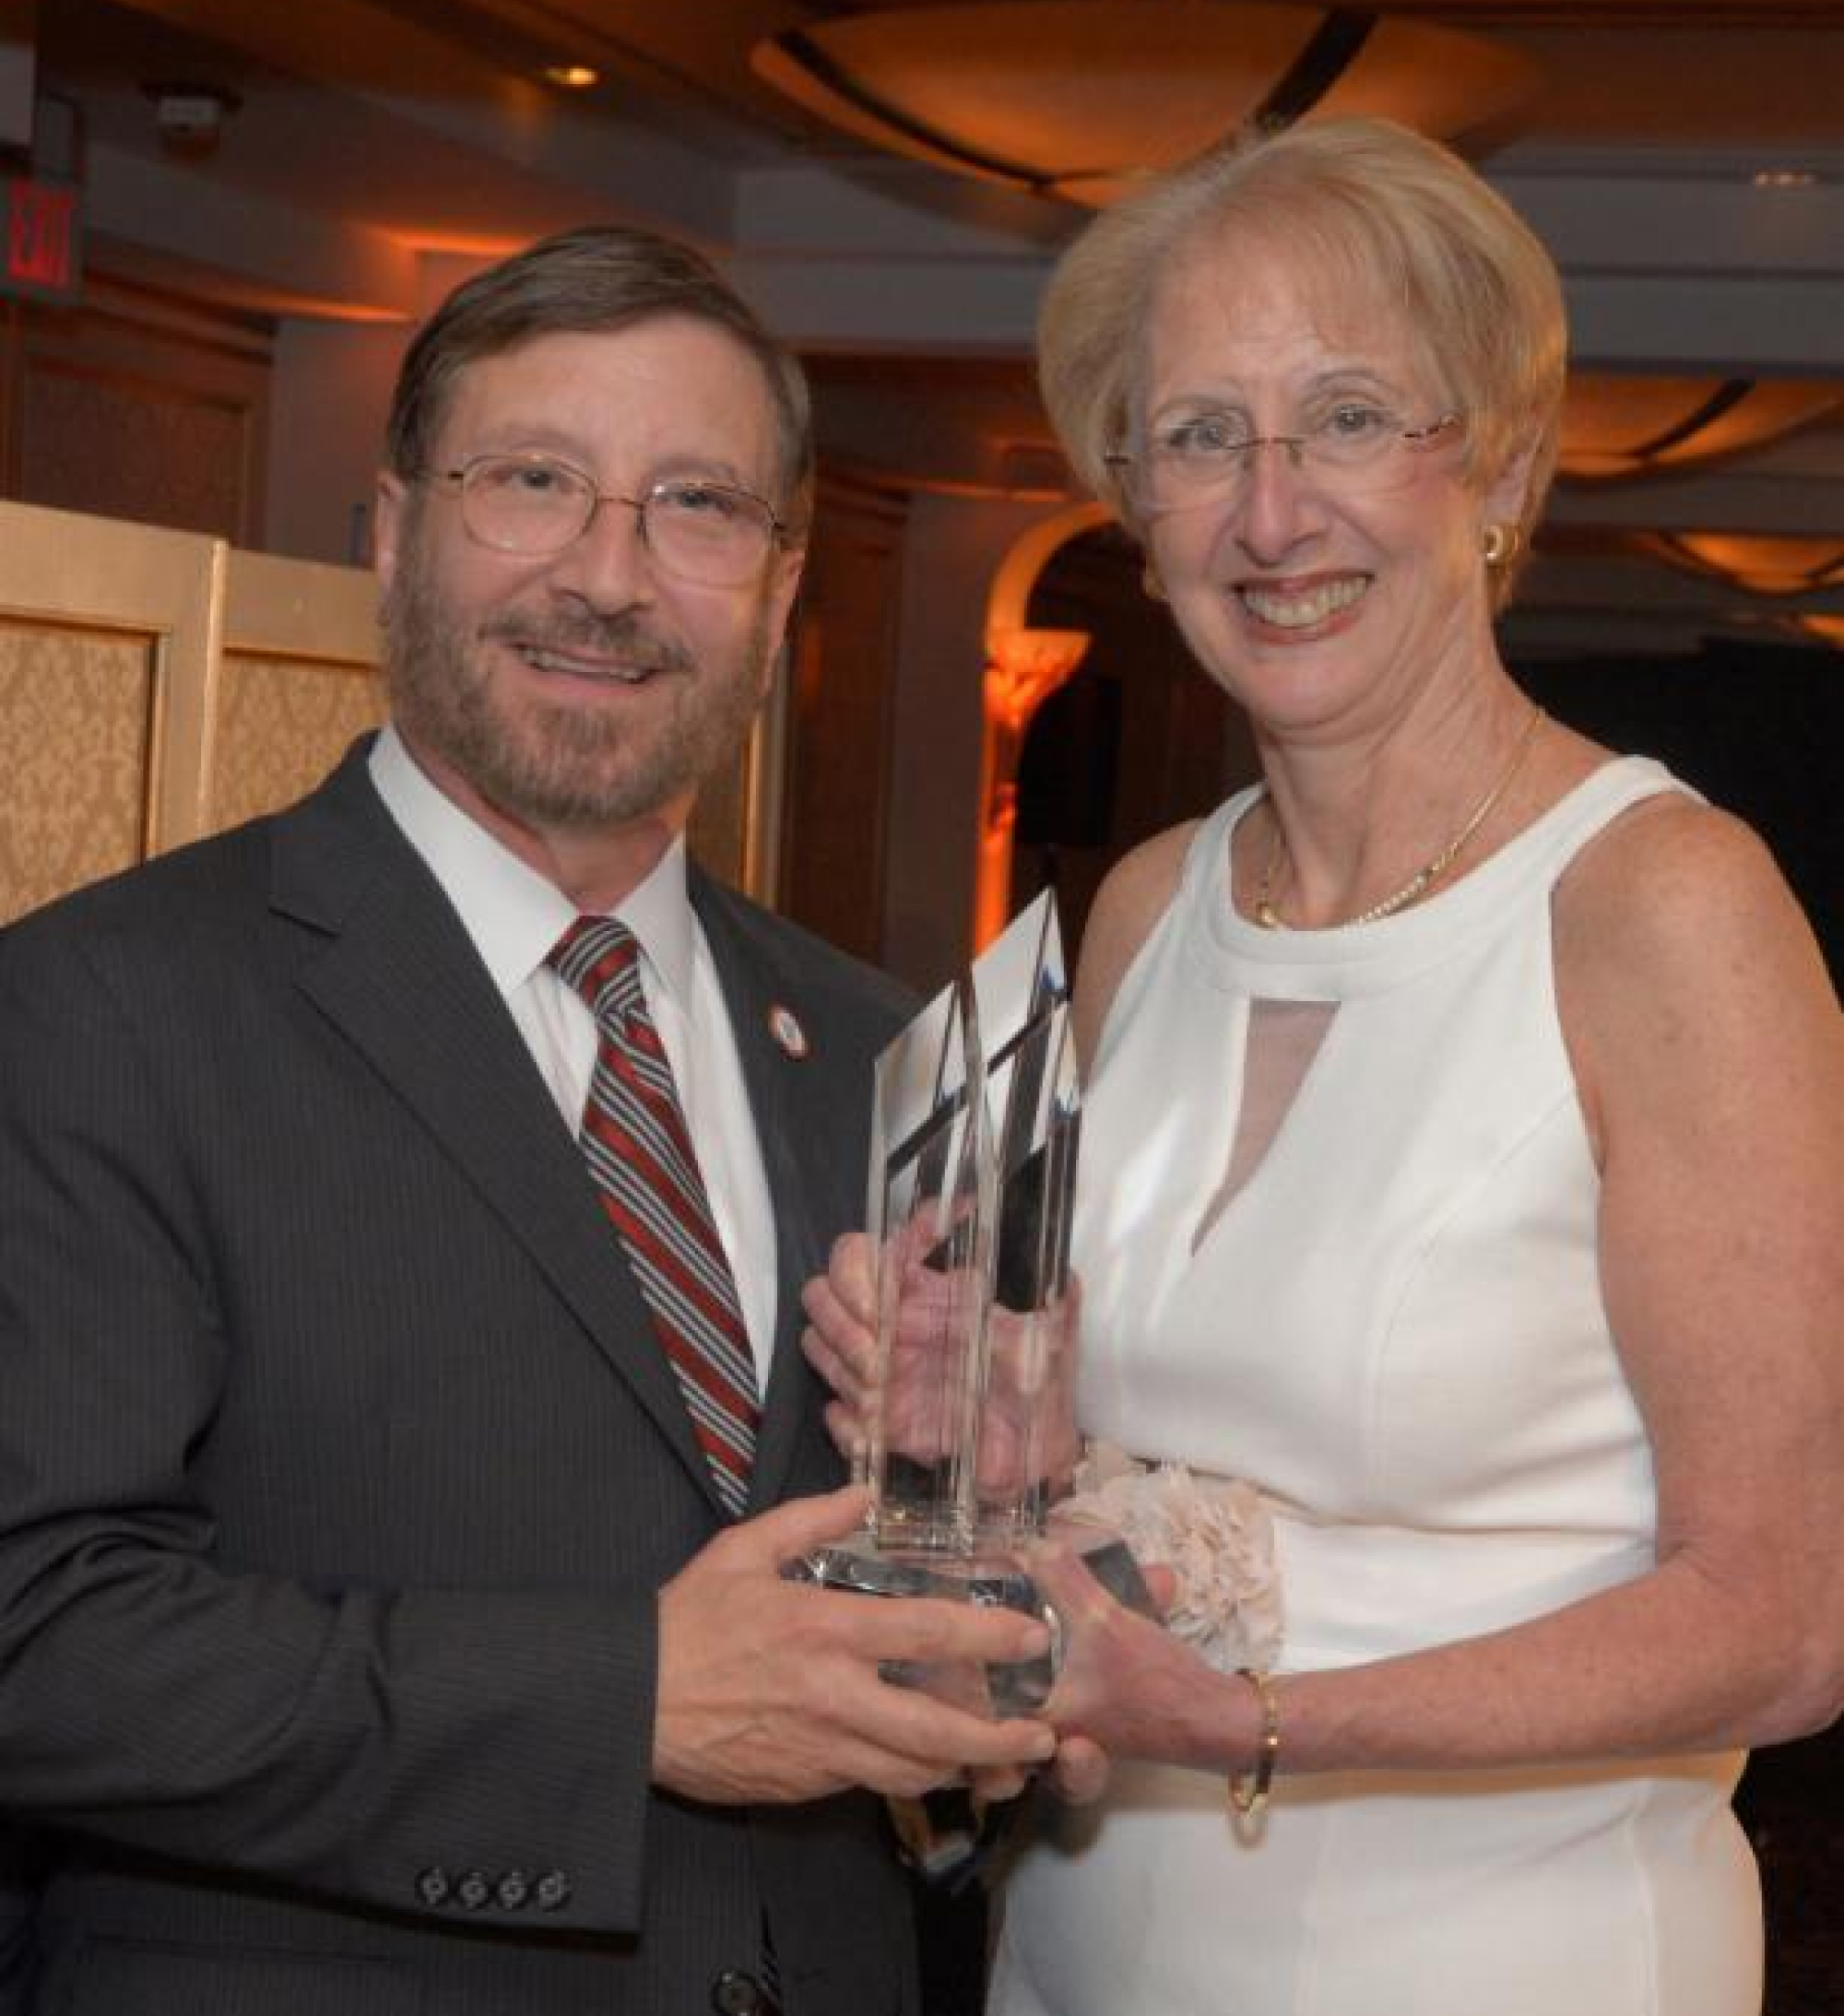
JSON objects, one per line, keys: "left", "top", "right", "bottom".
{"left": 2, "top": 175, "right": 80, "bottom": 302}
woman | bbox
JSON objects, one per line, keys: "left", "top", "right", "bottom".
{"left": 806, "top": 118, "right": 1844, "bottom": 2015}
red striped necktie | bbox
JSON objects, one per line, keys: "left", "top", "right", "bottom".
{"left": 549, "top": 915, "right": 760, "bottom": 1518}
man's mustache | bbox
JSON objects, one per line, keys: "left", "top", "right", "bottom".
{"left": 479, "top": 609, "right": 693, "bottom": 676}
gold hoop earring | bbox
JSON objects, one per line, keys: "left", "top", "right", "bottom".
{"left": 1482, "top": 522, "right": 1520, "bottom": 570}
{"left": 1141, "top": 561, "right": 1167, "bottom": 602}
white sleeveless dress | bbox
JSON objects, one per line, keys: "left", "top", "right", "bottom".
{"left": 989, "top": 758, "right": 1763, "bottom": 2016}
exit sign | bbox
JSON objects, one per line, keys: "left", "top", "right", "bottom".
{"left": 2, "top": 174, "right": 80, "bottom": 303}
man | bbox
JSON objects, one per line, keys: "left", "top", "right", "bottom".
{"left": 0, "top": 226, "right": 1052, "bottom": 2015}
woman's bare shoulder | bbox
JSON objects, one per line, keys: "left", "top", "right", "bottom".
{"left": 1554, "top": 785, "right": 1840, "bottom": 1152}
{"left": 1556, "top": 787, "right": 1816, "bottom": 981}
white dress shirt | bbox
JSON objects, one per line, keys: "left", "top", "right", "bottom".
{"left": 368, "top": 726, "right": 779, "bottom": 1385}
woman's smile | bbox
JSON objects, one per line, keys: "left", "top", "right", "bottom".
{"left": 1235, "top": 572, "right": 1372, "bottom": 635}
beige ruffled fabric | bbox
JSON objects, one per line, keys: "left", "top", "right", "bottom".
{"left": 1058, "top": 1441, "right": 1284, "bottom": 1672}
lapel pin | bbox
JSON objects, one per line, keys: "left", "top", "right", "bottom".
{"left": 767, "top": 1003, "right": 810, "bottom": 1059}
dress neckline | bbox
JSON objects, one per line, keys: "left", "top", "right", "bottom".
{"left": 1190, "top": 755, "right": 1680, "bottom": 999}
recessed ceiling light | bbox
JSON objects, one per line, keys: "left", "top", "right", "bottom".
{"left": 542, "top": 64, "right": 599, "bottom": 89}
{"left": 1752, "top": 168, "right": 1817, "bottom": 190}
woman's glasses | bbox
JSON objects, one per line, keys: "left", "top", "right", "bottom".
{"left": 1105, "top": 405, "right": 1463, "bottom": 516}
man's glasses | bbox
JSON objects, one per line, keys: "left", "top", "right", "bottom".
{"left": 429, "top": 453, "right": 789, "bottom": 586}
{"left": 1105, "top": 405, "right": 1462, "bottom": 517}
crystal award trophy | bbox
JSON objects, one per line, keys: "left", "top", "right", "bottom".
{"left": 795, "top": 891, "right": 1149, "bottom": 1714}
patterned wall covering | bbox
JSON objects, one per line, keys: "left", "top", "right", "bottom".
{"left": 208, "top": 652, "right": 385, "bottom": 833}
{"left": 0, "top": 620, "right": 155, "bottom": 925}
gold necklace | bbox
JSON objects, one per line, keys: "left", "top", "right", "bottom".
{"left": 1254, "top": 703, "right": 1545, "bottom": 930}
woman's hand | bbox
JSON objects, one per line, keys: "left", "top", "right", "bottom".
{"left": 800, "top": 1228, "right": 1082, "bottom": 1497}
{"left": 799, "top": 1225, "right": 969, "bottom": 1466}
{"left": 1028, "top": 1542, "right": 1242, "bottom": 1775}
{"left": 799, "top": 1231, "right": 880, "bottom": 1461}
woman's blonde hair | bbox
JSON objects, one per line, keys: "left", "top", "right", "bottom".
{"left": 1037, "top": 117, "right": 1566, "bottom": 604}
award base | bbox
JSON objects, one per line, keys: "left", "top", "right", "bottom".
{"left": 788, "top": 1533, "right": 1156, "bottom": 1717}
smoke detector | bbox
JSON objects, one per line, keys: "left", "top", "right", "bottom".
{"left": 143, "top": 80, "right": 242, "bottom": 159}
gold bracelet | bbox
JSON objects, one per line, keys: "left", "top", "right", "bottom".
{"left": 1228, "top": 1667, "right": 1280, "bottom": 1817}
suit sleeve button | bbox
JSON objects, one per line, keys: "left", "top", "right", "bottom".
{"left": 496, "top": 1870, "right": 530, "bottom": 1910}
{"left": 535, "top": 1869, "right": 572, "bottom": 1911}
{"left": 456, "top": 1869, "right": 491, "bottom": 1910}
{"left": 711, "top": 1968, "right": 763, "bottom": 2012}
{"left": 415, "top": 1867, "right": 450, "bottom": 1907}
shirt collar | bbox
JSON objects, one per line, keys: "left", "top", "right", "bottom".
{"left": 368, "top": 724, "right": 696, "bottom": 1008}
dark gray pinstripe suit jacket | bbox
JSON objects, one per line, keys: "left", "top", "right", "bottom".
{"left": 0, "top": 740, "right": 919, "bottom": 2016}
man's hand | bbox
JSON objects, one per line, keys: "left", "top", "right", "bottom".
{"left": 654, "top": 1486, "right": 1058, "bottom": 1804}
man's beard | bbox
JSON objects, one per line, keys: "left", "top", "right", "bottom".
{"left": 382, "top": 537, "right": 777, "bottom": 832}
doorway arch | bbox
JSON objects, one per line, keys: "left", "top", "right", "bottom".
{"left": 974, "top": 500, "right": 1111, "bottom": 949}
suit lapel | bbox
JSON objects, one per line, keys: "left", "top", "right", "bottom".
{"left": 692, "top": 873, "right": 862, "bottom": 1514}
{"left": 270, "top": 749, "right": 718, "bottom": 1509}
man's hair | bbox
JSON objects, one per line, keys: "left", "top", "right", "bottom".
{"left": 385, "top": 224, "right": 814, "bottom": 532}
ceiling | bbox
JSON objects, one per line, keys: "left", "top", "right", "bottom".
{"left": 27, "top": 0, "right": 1844, "bottom": 652}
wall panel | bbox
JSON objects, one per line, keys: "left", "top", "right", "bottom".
{"left": 0, "top": 501, "right": 219, "bottom": 924}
